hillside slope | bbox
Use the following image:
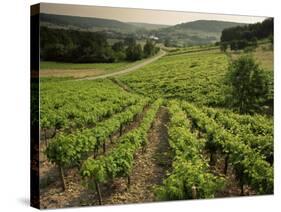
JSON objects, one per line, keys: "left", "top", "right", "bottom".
{"left": 40, "top": 14, "right": 246, "bottom": 45}
{"left": 153, "top": 20, "right": 245, "bottom": 46}
{"left": 40, "top": 13, "right": 137, "bottom": 33}
{"left": 41, "top": 13, "right": 169, "bottom": 33}
{"left": 128, "top": 22, "right": 169, "bottom": 30}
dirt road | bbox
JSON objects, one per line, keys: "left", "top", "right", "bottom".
{"left": 78, "top": 50, "right": 166, "bottom": 81}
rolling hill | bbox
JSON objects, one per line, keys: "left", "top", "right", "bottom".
{"left": 128, "top": 22, "right": 169, "bottom": 30}
{"left": 40, "top": 13, "right": 169, "bottom": 33}
{"left": 40, "top": 13, "right": 246, "bottom": 46}
{"left": 40, "top": 13, "right": 137, "bottom": 33}
{"left": 174, "top": 20, "right": 246, "bottom": 32}
{"left": 153, "top": 20, "right": 246, "bottom": 46}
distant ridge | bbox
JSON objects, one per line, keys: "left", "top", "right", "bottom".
{"left": 153, "top": 20, "right": 246, "bottom": 45}
{"left": 41, "top": 13, "right": 169, "bottom": 32}
{"left": 40, "top": 13, "right": 246, "bottom": 45}
{"left": 40, "top": 13, "right": 136, "bottom": 32}
{"left": 128, "top": 22, "right": 169, "bottom": 30}
{"left": 174, "top": 20, "right": 247, "bottom": 32}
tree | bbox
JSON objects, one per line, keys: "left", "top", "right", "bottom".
{"left": 236, "top": 40, "right": 247, "bottom": 50}
{"left": 40, "top": 27, "right": 116, "bottom": 63}
{"left": 143, "top": 39, "right": 155, "bottom": 58}
{"left": 164, "top": 38, "right": 171, "bottom": 47}
{"left": 112, "top": 41, "right": 125, "bottom": 52}
{"left": 126, "top": 43, "right": 143, "bottom": 61}
{"left": 112, "top": 41, "right": 126, "bottom": 61}
{"left": 124, "top": 36, "right": 136, "bottom": 46}
{"left": 249, "top": 37, "right": 258, "bottom": 48}
{"left": 227, "top": 56, "right": 270, "bottom": 113}
{"left": 230, "top": 41, "right": 238, "bottom": 51}
{"left": 220, "top": 42, "right": 228, "bottom": 52}
{"left": 221, "top": 18, "right": 273, "bottom": 43}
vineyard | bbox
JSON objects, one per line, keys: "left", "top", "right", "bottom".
{"left": 118, "top": 49, "right": 229, "bottom": 106}
{"left": 39, "top": 47, "right": 273, "bottom": 208}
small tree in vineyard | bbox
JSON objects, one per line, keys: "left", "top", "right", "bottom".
{"left": 227, "top": 55, "right": 270, "bottom": 114}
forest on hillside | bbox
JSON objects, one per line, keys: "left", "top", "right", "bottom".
{"left": 40, "top": 27, "right": 159, "bottom": 63}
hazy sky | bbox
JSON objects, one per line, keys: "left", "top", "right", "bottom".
{"left": 40, "top": 3, "right": 267, "bottom": 26}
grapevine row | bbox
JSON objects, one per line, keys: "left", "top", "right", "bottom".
{"left": 45, "top": 99, "right": 149, "bottom": 189}
{"left": 80, "top": 99, "right": 163, "bottom": 204}
{"left": 181, "top": 102, "right": 273, "bottom": 194}
{"left": 203, "top": 107, "right": 273, "bottom": 164}
{"left": 219, "top": 108, "right": 273, "bottom": 136}
{"left": 40, "top": 95, "right": 140, "bottom": 133}
{"left": 155, "top": 100, "right": 224, "bottom": 200}
{"left": 46, "top": 98, "right": 150, "bottom": 169}
{"left": 40, "top": 79, "right": 143, "bottom": 133}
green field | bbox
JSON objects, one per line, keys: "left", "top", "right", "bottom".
{"left": 41, "top": 61, "right": 132, "bottom": 70}
{"left": 119, "top": 49, "right": 228, "bottom": 106}
{"left": 228, "top": 42, "right": 273, "bottom": 72}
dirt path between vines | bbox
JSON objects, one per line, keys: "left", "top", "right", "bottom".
{"left": 100, "top": 106, "right": 172, "bottom": 205}
{"left": 109, "top": 78, "right": 133, "bottom": 93}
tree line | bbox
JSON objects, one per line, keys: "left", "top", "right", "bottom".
{"left": 220, "top": 18, "right": 273, "bottom": 51}
{"left": 40, "top": 27, "right": 159, "bottom": 63}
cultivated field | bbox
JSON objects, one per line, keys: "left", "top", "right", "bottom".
{"left": 39, "top": 43, "right": 273, "bottom": 208}
{"left": 40, "top": 61, "right": 134, "bottom": 78}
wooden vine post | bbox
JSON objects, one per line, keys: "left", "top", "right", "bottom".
{"left": 44, "top": 128, "right": 47, "bottom": 146}
{"left": 94, "top": 180, "right": 102, "bottom": 205}
{"left": 103, "top": 141, "right": 106, "bottom": 154}
{"left": 127, "top": 175, "right": 131, "bottom": 189}
{"left": 109, "top": 134, "right": 113, "bottom": 144}
{"left": 224, "top": 154, "right": 229, "bottom": 175}
{"left": 237, "top": 169, "right": 244, "bottom": 196}
{"left": 120, "top": 124, "right": 123, "bottom": 136}
{"left": 142, "top": 146, "right": 145, "bottom": 154}
{"left": 240, "top": 180, "right": 244, "bottom": 196}
{"left": 240, "top": 184, "right": 244, "bottom": 196}
{"left": 94, "top": 138, "right": 99, "bottom": 158}
{"left": 59, "top": 165, "right": 66, "bottom": 191}
{"left": 209, "top": 151, "right": 217, "bottom": 166}
{"left": 191, "top": 185, "right": 197, "bottom": 199}
{"left": 93, "top": 149, "right": 97, "bottom": 159}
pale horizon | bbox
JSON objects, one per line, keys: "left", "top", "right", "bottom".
{"left": 40, "top": 3, "right": 268, "bottom": 26}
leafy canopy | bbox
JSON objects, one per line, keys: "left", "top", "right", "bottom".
{"left": 227, "top": 55, "right": 269, "bottom": 113}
